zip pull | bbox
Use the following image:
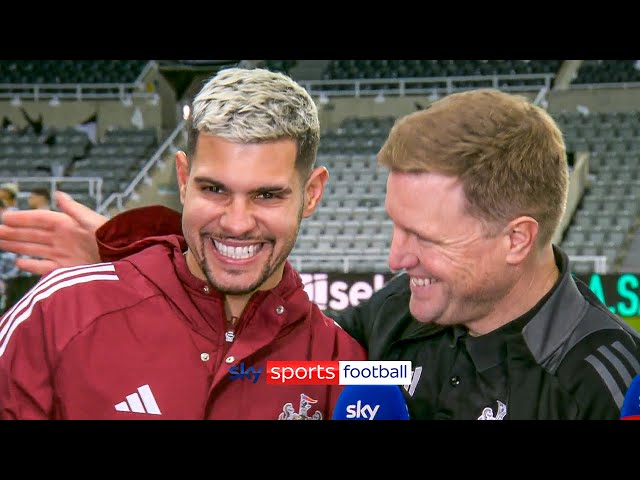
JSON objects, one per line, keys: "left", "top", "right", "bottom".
{"left": 225, "top": 316, "right": 238, "bottom": 343}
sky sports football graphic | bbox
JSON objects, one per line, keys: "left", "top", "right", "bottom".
{"left": 230, "top": 360, "right": 412, "bottom": 386}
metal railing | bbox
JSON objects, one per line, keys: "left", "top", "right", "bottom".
{"left": 290, "top": 254, "right": 611, "bottom": 274}
{"left": 0, "top": 84, "right": 157, "bottom": 102}
{"left": 570, "top": 82, "right": 640, "bottom": 90}
{"left": 289, "top": 254, "right": 390, "bottom": 273}
{"left": 299, "top": 73, "right": 555, "bottom": 98}
{"left": 533, "top": 86, "right": 549, "bottom": 107}
{"left": 569, "top": 255, "right": 608, "bottom": 274}
{"left": 0, "top": 61, "right": 158, "bottom": 102}
{"left": 97, "top": 119, "right": 186, "bottom": 215}
{"left": 0, "top": 175, "right": 103, "bottom": 208}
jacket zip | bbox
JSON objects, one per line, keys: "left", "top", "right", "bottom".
{"left": 220, "top": 315, "right": 238, "bottom": 358}
{"left": 225, "top": 316, "right": 237, "bottom": 343}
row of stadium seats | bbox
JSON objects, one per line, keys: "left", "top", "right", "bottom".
{"left": 0, "top": 60, "right": 149, "bottom": 84}
{"left": 320, "top": 60, "right": 640, "bottom": 86}
{"left": 3, "top": 60, "right": 639, "bottom": 87}
{"left": 0, "top": 126, "right": 158, "bottom": 209}
{"left": 555, "top": 110, "right": 640, "bottom": 272}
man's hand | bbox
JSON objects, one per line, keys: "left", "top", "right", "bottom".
{"left": 0, "top": 191, "right": 108, "bottom": 275}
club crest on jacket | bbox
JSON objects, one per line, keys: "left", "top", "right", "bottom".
{"left": 478, "top": 400, "right": 507, "bottom": 420}
{"left": 278, "top": 393, "right": 323, "bottom": 420}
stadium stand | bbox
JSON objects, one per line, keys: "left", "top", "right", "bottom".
{"left": 0, "top": 59, "right": 639, "bottom": 276}
{"left": 571, "top": 60, "right": 640, "bottom": 85}
{"left": 0, "top": 60, "right": 149, "bottom": 84}
{"left": 555, "top": 110, "right": 640, "bottom": 273}
{"left": 320, "top": 60, "right": 561, "bottom": 92}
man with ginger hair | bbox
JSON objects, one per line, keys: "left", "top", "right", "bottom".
{"left": 1, "top": 87, "right": 638, "bottom": 419}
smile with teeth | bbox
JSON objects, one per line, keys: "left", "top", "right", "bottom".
{"left": 213, "top": 239, "right": 263, "bottom": 260}
{"left": 411, "top": 277, "right": 438, "bottom": 287}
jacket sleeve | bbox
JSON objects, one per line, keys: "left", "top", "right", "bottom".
{"left": 556, "top": 328, "right": 640, "bottom": 419}
{"left": 0, "top": 301, "right": 55, "bottom": 419}
{"left": 97, "top": 205, "right": 183, "bottom": 262}
{"left": 326, "top": 273, "right": 410, "bottom": 349}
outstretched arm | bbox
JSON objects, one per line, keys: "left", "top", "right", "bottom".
{"left": 0, "top": 191, "right": 184, "bottom": 275}
{"left": 0, "top": 191, "right": 107, "bottom": 275}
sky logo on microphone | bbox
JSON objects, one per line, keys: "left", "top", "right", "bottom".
{"left": 346, "top": 400, "right": 380, "bottom": 419}
{"left": 332, "top": 384, "right": 411, "bottom": 420}
{"left": 621, "top": 373, "right": 640, "bottom": 420}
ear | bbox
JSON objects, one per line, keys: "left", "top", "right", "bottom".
{"left": 504, "top": 216, "right": 539, "bottom": 265}
{"left": 175, "top": 150, "right": 189, "bottom": 206}
{"left": 302, "top": 166, "right": 329, "bottom": 218}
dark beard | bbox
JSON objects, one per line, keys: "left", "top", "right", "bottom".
{"left": 201, "top": 239, "right": 291, "bottom": 296}
{"left": 194, "top": 197, "right": 304, "bottom": 296}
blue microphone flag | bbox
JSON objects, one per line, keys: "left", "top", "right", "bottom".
{"left": 332, "top": 384, "right": 410, "bottom": 420}
{"left": 621, "top": 374, "right": 640, "bottom": 420}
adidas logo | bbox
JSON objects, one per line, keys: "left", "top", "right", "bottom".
{"left": 114, "top": 384, "right": 162, "bottom": 415}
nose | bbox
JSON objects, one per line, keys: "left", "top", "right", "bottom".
{"left": 218, "top": 197, "right": 258, "bottom": 237}
{"left": 387, "top": 227, "right": 419, "bottom": 272}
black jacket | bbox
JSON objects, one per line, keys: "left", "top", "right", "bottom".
{"left": 329, "top": 247, "right": 640, "bottom": 420}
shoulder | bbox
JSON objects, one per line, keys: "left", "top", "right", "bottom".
{"left": 366, "top": 272, "right": 411, "bottom": 320}
{"left": 0, "top": 262, "right": 127, "bottom": 359}
{"left": 24, "top": 262, "right": 122, "bottom": 304}
{"left": 5, "top": 260, "right": 157, "bottom": 340}
{"left": 555, "top": 321, "right": 640, "bottom": 419}
{"left": 308, "top": 301, "right": 353, "bottom": 335}
{"left": 334, "top": 272, "right": 410, "bottom": 323}
{"left": 308, "top": 304, "right": 367, "bottom": 358}
{"left": 376, "top": 272, "right": 410, "bottom": 296}
{"left": 35, "top": 260, "right": 149, "bottom": 304}
{"left": 97, "top": 207, "right": 183, "bottom": 262}
{"left": 527, "top": 272, "right": 640, "bottom": 417}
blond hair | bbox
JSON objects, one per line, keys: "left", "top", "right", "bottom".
{"left": 186, "top": 67, "right": 320, "bottom": 178}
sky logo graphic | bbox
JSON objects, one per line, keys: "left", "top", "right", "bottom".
{"left": 229, "top": 362, "right": 263, "bottom": 384}
{"left": 345, "top": 400, "right": 380, "bottom": 419}
{"left": 332, "top": 385, "right": 411, "bottom": 420}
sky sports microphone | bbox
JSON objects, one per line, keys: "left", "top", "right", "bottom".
{"left": 621, "top": 373, "right": 640, "bottom": 420}
{"left": 331, "top": 384, "right": 410, "bottom": 420}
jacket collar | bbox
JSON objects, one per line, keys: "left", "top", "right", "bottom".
{"left": 520, "top": 246, "right": 588, "bottom": 365}
{"left": 462, "top": 246, "right": 583, "bottom": 372}
{"left": 397, "top": 246, "right": 582, "bottom": 374}
{"left": 125, "top": 234, "right": 304, "bottom": 301}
